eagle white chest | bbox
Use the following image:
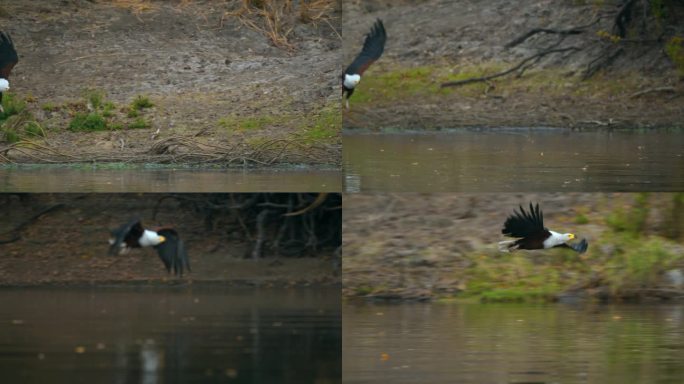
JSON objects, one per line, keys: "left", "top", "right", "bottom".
{"left": 343, "top": 74, "right": 361, "bottom": 89}
{"left": 543, "top": 231, "right": 566, "bottom": 248}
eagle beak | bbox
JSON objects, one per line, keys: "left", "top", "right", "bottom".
{"left": 159, "top": 236, "right": 166, "bottom": 243}
{"left": 569, "top": 233, "right": 575, "bottom": 240}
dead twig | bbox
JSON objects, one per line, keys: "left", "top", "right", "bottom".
{"left": 629, "top": 86, "right": 677, "bottom": 98}
{"left": 56, "top": 53, "right": 122, "bottom": 65}
{"left": 441, "top": 46, "right": 582, "bottom": 88}
{"left": 505, "top": 18, "right": 599, "bottom": 48}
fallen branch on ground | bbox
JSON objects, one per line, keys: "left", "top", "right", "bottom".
{"left": 629, "top": 86, "right": 677, "bottom": 98}
{"left": 441, "top": 47, "right": 582, "bottom": 88}
{"left": 505, "top": 18, "right": 599, "bottom": 48}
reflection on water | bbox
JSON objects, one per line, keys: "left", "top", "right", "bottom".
{"left": 343, "top": 129, "right": 684, "bottom": 192}
{"left": 343, "top": 302, "right": 684, "bottom": 384}
{"left": 0, "top": 167, "right": 341, "bottom": 192}
{"left": 0, "top": 287, "right": 340, "bottom": 383}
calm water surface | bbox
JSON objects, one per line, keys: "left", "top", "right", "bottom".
{"left": 0, "top": 287, "right": 340, "bottom": 383}
{"left": 343, "top": 302, "right": 684, "bottom": 384}
{"left": 343, "top": 129, "right": 684, "bottom": 192}
{"left": 0, "top": 167, "right": 341, "bottom": 192}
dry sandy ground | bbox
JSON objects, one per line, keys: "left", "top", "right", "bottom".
{"left": 1, "top": 0, "right": 341, "bottom": 166}
{"left": 343, "top": 193, "right": 684, "bottom": 300}
{"left": 342, "top": 0, "right": 684, "bottom": 129}
{"left": 0, "top": 194, "right": 339, "bottom": 286}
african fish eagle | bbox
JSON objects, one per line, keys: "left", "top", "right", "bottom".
{"left": 499, "top": 203, "right": 588, "bottom": 253}
{"left": 342, "top": 19, "right": 386, "bottom": 109}
{"left": 0, "top": 31, "right": 18, "bottom": 114}
{"left": 108, "top": 218, "right": 191, "bottom": 276}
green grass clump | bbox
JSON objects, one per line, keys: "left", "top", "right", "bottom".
{"left": 68, "top": 113, "right": 107, "bottom": 132}
{"left": 665, "top": 36, "right": 684, "bottom": 78}
{"left": 102, "top": 101, "right": 116, "bottom": 118}
{"left": 0, "top": 94, "right": 27, "bottom": 121}
{"left": 3, "top": 129, "right": 19, "bottom": 143}
{"left": 355, "top": 286, "right": 374, "bottom": 295}
{"left": 129, "top": 117, "right": 150, "bottom": 129}
{"left": 574, "top": 212, "right": 590, "bottom": 225}
{"left": 84, "top": 89, "right": 105, "bottom": 110}
{"left": 480, "top": 288, "right": 556, "bottom": 303}
{"left": 351, "top": 66, "right": 440, "bottom": 104}
{"left": 300, "top": 105, "right": 340, "bottom": 142}
{"left": 0, "top": 96, "right": 43, "bottom": 143}
{"left": 601, "top": 233, "right": 682, "bottom": 294}
{"left": 41, "top": 103, "right": 58, "bottom": 112}
{"left": 130, "top": 95, "right": 154, "bottom": 110}
{"left": 24, "top": 121, "right": 46, "bottom": 137}
{"left": 606, "top": 193, "right": 649, "bottom": 237}
{"left": 463, "top": 253, "right": 567, "bottom": 303}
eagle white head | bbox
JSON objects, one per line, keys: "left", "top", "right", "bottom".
{"left": 545, "top": 231, "right": 575, "bottom": 248}
{"left": 343, "top": 74, "right": 361, "bottom": 89}
{"left": 0, "top": 79, "right": 9, "bottom": 92}
{"left": 139, "top": 229, "right": 166, "bottom": 247}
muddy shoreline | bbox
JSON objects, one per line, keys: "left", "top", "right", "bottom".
{"left": 342, "top": 0, "right": 683, "bottom": 131}
{"left": 1, "top": 0, "right": 342, "bottom": 166}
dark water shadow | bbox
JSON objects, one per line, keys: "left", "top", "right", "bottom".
{"left": 0, "top": 286, "right": 341, "bottom": 383}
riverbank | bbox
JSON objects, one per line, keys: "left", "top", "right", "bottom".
{"left": 0, "top": 0, "right": 341, "bottom": 166}
{"left": 343, "top": 193, "right": 684, "bottom": 302}
{"left": 343, "top": 0, "right": 683, "bottom": 130}
{"left": 0, "top": 193, "right": 341, "bottom": 286}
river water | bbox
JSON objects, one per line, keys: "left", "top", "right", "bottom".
{"left": 0, "top": 286, "right": 341, "bottom": 383}
{"left": 343, "top": 302, "right": 684, "bottom": 384}
{"left": 0, "top": 166, "right": 341, "bottom": 192}
{"left": 344, "top": 129, "right": 684, "bottom": 192}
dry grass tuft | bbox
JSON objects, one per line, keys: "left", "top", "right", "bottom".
{"left": 299, "top": 0, "right": 335, "bottom": 24}
{"left": 109, "top": 0, "right": 159, "bottom": 15}
{"left": 225, "top": 0, "right": 336, "bottom": 51}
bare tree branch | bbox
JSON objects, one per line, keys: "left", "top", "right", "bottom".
{"left": 441, "top": 47, "right": 582, "bottom": 88}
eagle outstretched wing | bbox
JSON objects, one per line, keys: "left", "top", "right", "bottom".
{"left": 502, "top": 203, "right": 547, "bottom": 238}
{"left": 154, "top": 228, "right": 191, "bottom": 276}
{"left": 0, "top": 31, "right": 18, "bottom": 79}
{"left": 345, "top": 19, "right": 386, "bottom": 76}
